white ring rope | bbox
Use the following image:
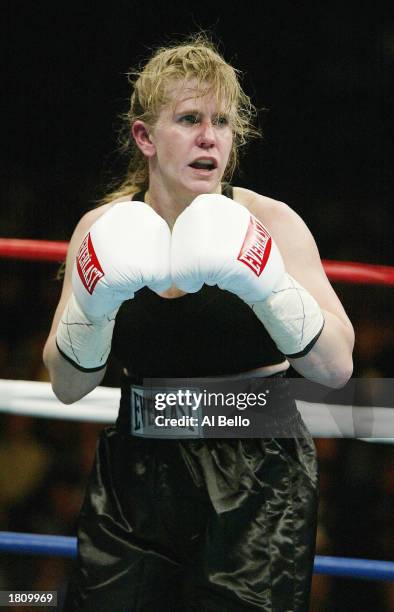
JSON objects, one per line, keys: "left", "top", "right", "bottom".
{"left": 0, "top": 379, "right": 393, "bottom": 441}
{"left": 0, "top": 379, "right": 118, "bottom": 423}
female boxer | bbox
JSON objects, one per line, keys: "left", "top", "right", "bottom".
{"left": 43, "top": 35, "right": 354, "bottom": 611}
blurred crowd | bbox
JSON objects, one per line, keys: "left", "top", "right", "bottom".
{"left": 0, "top": 234, "right": 393, "bottom": 611}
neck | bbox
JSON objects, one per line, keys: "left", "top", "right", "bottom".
{"left": 145, "top": 182, "right": 223, "bottom": 229}
{"left": 145, "top": 185, "right": 190, "bottom": 229}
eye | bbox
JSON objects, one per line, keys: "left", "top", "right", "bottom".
{"left": 213, "top": 115, "right": 229, "bottom": 127}
{"left": 179, "top": 114, "right": 200, "bottom": 125}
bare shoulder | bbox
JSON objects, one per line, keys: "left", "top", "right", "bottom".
{"left": 233, "top": 185, "right": 323, "bottom": 279}
{"left": 74, "top": 203, "right": 112, "bottom": 235}
{"left": 70, "top": 197, "right": 134, "bottom": 247}
{"left": 233, "top": 186, "right": 353, "bottom": 330}
{"left": 75, "top": 197, "right": 132, "bottom": 236}
{"left": 233, "top": 186, "right": 309, "bottom": 239}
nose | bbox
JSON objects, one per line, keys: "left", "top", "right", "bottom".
{"left": 196, "top": 121, "right": 216, "bottom": 148}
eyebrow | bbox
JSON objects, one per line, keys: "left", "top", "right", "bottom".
{"left": 176, "top": 107, "right": 200, "bottom": 114}
{"left": 174, "top": 107, "right": 228, "bottom": 116}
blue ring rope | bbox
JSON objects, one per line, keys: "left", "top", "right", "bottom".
{"left": 0, "top": 531, "right": 393, "bottom": 581}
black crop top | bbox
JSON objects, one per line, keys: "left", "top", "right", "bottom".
{"left": 111, "top": 186, "right": 284, "bottom": 382}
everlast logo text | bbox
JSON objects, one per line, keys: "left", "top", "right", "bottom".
{"left": 237, "top": 216, "right": 272, "bottom": 276}
{"left": 76, "top": 233, "right": 104, "bottom": 294}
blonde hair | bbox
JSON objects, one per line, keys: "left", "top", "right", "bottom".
{"left": 102, "top": 34, "right": 260, "bottom": 203}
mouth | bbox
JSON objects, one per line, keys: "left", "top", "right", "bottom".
{"left": 188, "top": 158, "right": 217, "bottom": 172}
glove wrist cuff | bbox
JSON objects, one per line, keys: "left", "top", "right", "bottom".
{"left": 56, "top": 294, "right": 118, "bottom": 370}
{"left": 247, "top": 273, "right": 325, "bottom": 357}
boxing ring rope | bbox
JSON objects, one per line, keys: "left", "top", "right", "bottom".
{"left": 0, "top": 237, "right": 393, "bottom": 581}
{"left": 1, "top": 378, "right": 394, "bottom": 440}
{"left": 1, "top": 237, "right": 394, "bottom": 285}
{"left": 0, "top": 531, "right": 393, "bottom": 581}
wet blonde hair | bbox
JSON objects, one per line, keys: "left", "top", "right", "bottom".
{"left": 102, "top": 34, "right": 260, "bottom": 203}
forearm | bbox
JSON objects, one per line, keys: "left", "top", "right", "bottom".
{"left": 288, "top": 310, "right": 354, "bottom": 388}
{"left": 43, "top": 335, "right": 106, "bottom": 404}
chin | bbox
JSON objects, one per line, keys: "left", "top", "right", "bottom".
{"left": 186, "top": 177, "right": 222, "bottom": 196}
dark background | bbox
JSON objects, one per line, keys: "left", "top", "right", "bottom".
{"left": 3, "top": 1, "right": 393, "bottom": 257}
{"left": 1, "top": 2, "right": 393, "bottom": 610}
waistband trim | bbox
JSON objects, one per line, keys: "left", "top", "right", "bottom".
{"left": 118, "top": 374, "right": 303, "bottom": 439}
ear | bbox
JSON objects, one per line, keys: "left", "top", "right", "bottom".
{"left": 131, "top": 120, "right": 156, "bottom": 157}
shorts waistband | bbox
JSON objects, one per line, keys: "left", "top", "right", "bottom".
{"left": 117, "top": 373, "right": 303, "bottom": 439}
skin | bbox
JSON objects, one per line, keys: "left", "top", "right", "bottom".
{"left": 132, "top": 82, "right": 234, "bottom": 227}
{"left": 43, "top": 82, "right": 354, "bottom": 403}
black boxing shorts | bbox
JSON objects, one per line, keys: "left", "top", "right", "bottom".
{"left": 63, "top": 382, "right": 318, "bottom": 611}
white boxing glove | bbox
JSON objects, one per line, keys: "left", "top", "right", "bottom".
{"left": 171, "top": 194, "right": 324, "bottom": 357}
{"left": 56, "top": 201, "right": 171, "bottom": 370}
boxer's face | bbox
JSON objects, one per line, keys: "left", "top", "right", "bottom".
{"left": 147, "top": 81, "right": 234, "bottom": 198}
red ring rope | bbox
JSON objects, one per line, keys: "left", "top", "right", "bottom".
{"left": 322, "top": 261, "right": 394, "bottom": 286}
{"left": 0, "top": 238, "right": 393, "bottom": 285}
{"left": 0, "top": 239, "right": 68, "bottom": 262}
